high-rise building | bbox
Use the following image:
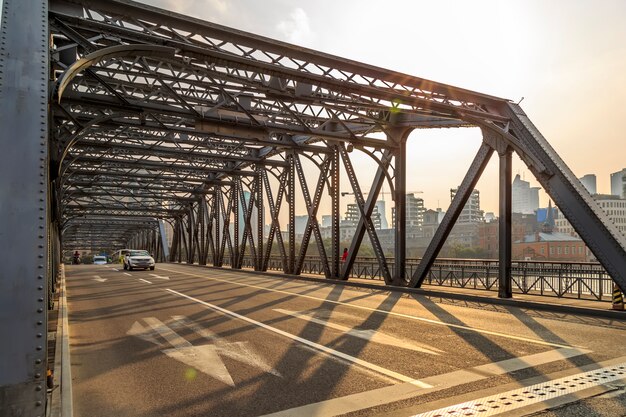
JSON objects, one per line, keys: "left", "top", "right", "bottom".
{"left": 391, "top": 193, "right": 425, "bottom": 227}
{"left": 610, "top": 169, "right": 626, "bottom": 198}
{"left": 556, "top": 194, "right": 626, "bottom": 238}
{"left": 294, "top": 215, "right": 309, "bottom": 236}
{"left": 512, "top": 174, "right": 540, "bottom": 214}
{"left": 450, "top": 188, "right": 483, "bottom": 223}
{"left": 579, "top": 174, "right": 597, "bottom": 195}
{"left": 321, "top": 215, "right": 332, "bottom": 228}
{"left": 375, "top": 200, "right": 389, "bottom": 229}
{"left": 344, "top": 203, "right": 382, "bottom": 229}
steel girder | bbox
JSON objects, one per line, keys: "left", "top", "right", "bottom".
{"left": 0, "top": 0, "right": 50, "bottom": 412}
{"left": 44, "top": 1, "right": 626, "bottom": 292}
{"left": 3, "top": 0, "right": 626, "bottom": 411}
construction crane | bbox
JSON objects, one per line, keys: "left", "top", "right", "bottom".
{"left": 340, "top": 190, "right": 423, "bottom": 201}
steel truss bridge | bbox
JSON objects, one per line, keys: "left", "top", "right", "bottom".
{"left": 1, "top": 0, "right": 626, "bottom": 414}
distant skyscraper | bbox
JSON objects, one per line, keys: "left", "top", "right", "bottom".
{"left": 579, "top": 174, "right": 597, "bottom": 195}
{"left": 391, "top": 194, "right": 425, "bottom": 227}
{"left": 375, "top": 200, "right": 388, "bottom": 229}
{"left": 450, "top": 188, "right": 482, "bottom": 223}
{"left": 610, "top": 169, "right": 626, "bottom": 198}
{"left": 512, "top": 174, "right": 540, "bottom": 214}
{"left": 344, "top": 203, "right": 382, "bottom": 229}
{"left": 294, "top": 215, "right": 309, "bottom": 235}
{"left": 321, "top": 215, "right": 332, "bottom": 228}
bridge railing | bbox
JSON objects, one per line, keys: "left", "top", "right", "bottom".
{"left": 233, "top": 256, "right": 612, "bottom": 301}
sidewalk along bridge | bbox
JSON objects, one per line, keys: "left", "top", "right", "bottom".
{"left": 1, "top": 0, "right": 626, "bottom": 414}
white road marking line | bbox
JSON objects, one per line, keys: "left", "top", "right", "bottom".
{"left": 149, "top": 273, "right": 169, "bottom": 280}
{"left": 92, "top": 276, "right": 107, "bottom": 283}
{"left": 259, "top": 347, "right": 594, "bottom": 417}
{"left": 138, "top": 317, "right": 234, "bottom": 386}
{"left": 139, "top": 278, "right": 152, "bottom": 284}
{"left": 123, "top": 272, "right": 132, "bottom": 276}
{"left": 165, "top": 288, "right": 431, "bottom": 388}
{"left": 112, "top": 268, "right": 119, "bottom": 272}
{"left": 275, "top": 308, "right": 443, "bottom": 355}
{"left": 158, "top": 266, "right": 576, "bottom": 349}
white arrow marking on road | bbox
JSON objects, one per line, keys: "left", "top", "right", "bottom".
{"left": 171, "top": 315, "right": 281, "bottom": 377}
{"left": 149, "top": 273, "right": 170, "bottom": 280}
{"left": 166, "top": 289, "right": 431, "bottom": 387}
{"left": 139, "top": 278, "right": 152, "bottom": 284}
{"left": 142, "top": 317, "right": 234, "bottom": 386}
{"left": 275, "top": 309, "right": 443, "bottom": 355}
{"left": 127, "top": 321, "right": 162, "bottom": 346}
{"left": 123, "top": 272, "right": 132, "bottom": 276}
{"left": 93, "top": 276, "right": 107, "bottom": 283}
{"left": 163, "top": 345, "right": 234, "bottom": 386}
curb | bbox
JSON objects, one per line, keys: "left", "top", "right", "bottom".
{"left": 49, "top": 266, "right": 73, "bottom": 417}
{"left": 167, "top": 262, "right": 626, "bottom": 320}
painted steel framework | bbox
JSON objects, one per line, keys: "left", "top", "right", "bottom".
{"left": 2, "top": 0, "right": 626, "bottom": 413}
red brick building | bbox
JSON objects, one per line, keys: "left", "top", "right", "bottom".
{"left": 512, "top": 231, "right": 587, "bottom": 261}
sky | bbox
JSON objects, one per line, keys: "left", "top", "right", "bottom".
{"left": 54, "top": 1, "right": 626, "bottom": 221}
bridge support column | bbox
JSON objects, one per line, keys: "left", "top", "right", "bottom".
{"left": 288, "top": 152, "right": 296, "bottom": 274}
{"left": 0, "top": 0, "right": 49, "bottom": 413}
{"left": 331, "top": 146, "right": 341, "bottom": 278}
{"left": 498, "top": 147, "right": 513, "bottom": 298}
{"left": 393, "top": 137, "right": 407, "bottom": 285}
{"left": 158, "top": 219, "right": 170, "bottom": 262}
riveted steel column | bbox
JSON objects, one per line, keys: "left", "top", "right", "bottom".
{"left": 499, "top": 148, "right": 513, "bottom": 298}
{"left": 232, "top": 180, "right": 240, "bottom": 268}
{"left": 214, "top": 186, "right": 221, "bottom": 266}
{"left": 0, "top": 0, "right": 49, "bottom": 412}
{"left": 158, "top": 219, "right": 170, "bottom": 261}
{"left": 288, "top": 152, "right": 296, "bottom": 274}
{"left": 187, "top": 203, "right": 194, "bottom": 264}
{"left": 394, "top": 138, "right": 407, "bottom": 285}
{"left": 256, "top": 166, "right": 264, "bottom": 271}
{"left": 331, "top": 146, "right": 341, "bottom": 278}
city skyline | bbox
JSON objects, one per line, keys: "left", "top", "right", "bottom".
{"left": 140, "top": 0, "right": 626, "bottom": 217}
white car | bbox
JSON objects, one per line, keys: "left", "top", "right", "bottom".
{"left": 93, "top": 255, "right": 107, "bottom": 265}
{"left": 123, "top": 250, "right": 155, "bottom": 271}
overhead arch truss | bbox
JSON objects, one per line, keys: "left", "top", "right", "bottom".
{"left": 47, "top": 0, "right": 626, "bottom": 291}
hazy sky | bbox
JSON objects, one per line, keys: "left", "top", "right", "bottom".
{"left": 93, "top": 1, "right": 626, "bottom": 218}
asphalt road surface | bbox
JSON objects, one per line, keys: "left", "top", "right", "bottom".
{"left": 64, "top": 263, "right": 626, "bottom": 417}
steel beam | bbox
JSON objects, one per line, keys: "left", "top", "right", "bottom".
{"left": 498, "top": 148, "right": 513, "bottom": 298}
{"left": 409, "top": 143, "right": 494, "bottom": 288}
{"left": 331, "top": 146, "right": 341, "bottom": 278}
{"left": 0, "top": 0, "right": 49, "bottom": 412}
{"left": 501, "top": 103, "right": 626, "bottom": 293}
{"left": 340, "top": 147, "right": 392, "bottom": 284}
